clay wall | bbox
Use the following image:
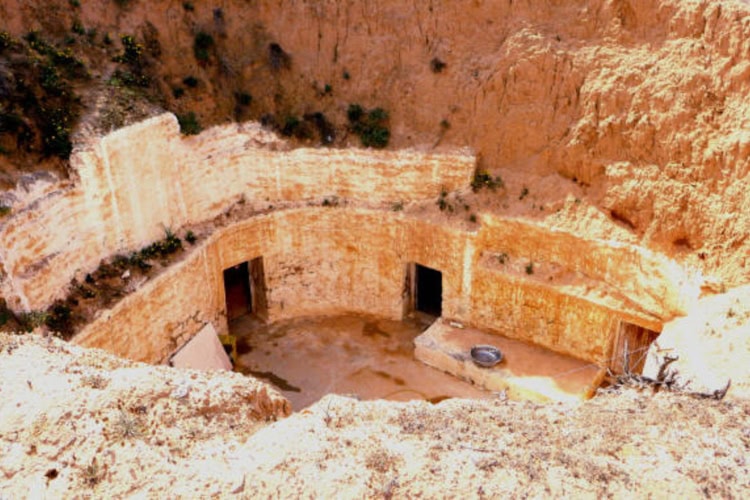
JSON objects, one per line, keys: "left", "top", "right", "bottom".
{"left": 73, "top": 209, "right": 475, "bottom": 363}
{"left": 0, "top": 114, "right": 474, "bottom": 312}
{"left": 74, "top": 208, "right": 668, "bottom": 365}
{"left": 476, "top": 215, "right": 697, "bottom": 319}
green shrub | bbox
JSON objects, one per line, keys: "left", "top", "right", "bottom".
{"left": 347, "top": 104, "right": 390, "bottom": 148}
{"left": 471, "top": 170, "right": 504, "bottom": 192}
{"left": 193, "top": 32, "right": 214, "bottom": 62}
{"left": 177, "top": 112, "right": 202, "bottom": 135}
{"left": 0, "top": 31, "right": 13, "bottom": 52}
{"left": 347, "top": 104, "right": 364, "bottom": 123}
{"left": 115, "top": 35, "right": 144, "bottom": 66}
{"left": 268, "top": 43, "right": 290, "bottom": 70}
{"left": 182, "top": 1, "right": 194, "bottom": 11}
{"left": 430, "top": 57, "right": 447, "bottom": 73}
{"left": 20, "top": 311, "right": 49, "bottom": 331}
{"left": 235, "top": 92, "right": 252, "bottom": 106}
{"left": 525, "top": 262, "right": 534, "bottom": 275}
{"left": 72, "top": 20, "right": 85, "bottom": 36}
{"left": 305, "top": 112, "right": 335, "bottom": 145}
{"left": 182, "top": 76, "right": 199, "bottom": 88}
{"left": 45, "top": 303, "right": 73, "bottom": 335}
{"left": 281, "top": 115, "right": 300, "bottom": 137}
{"left": 41, "top": 107, "right": 74, "bottom": 158}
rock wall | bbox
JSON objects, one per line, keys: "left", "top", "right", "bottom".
{"left": 0, "top": 114, "right": 474, "bottom": 312}
{"left": 73, "top": 208, "right": 688, "bottom": 366}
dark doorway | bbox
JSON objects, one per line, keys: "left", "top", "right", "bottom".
{"left": 414, "top": 264, "right": 443, "bottom": 317}
{"left": 610, "top": 322, "right": 660, "bottom": 375}
{"left": 224, "top": 262, "right": 251, "bottom": 320}
{"left": 223, "top": 257, "right": 268, "bottom": 321}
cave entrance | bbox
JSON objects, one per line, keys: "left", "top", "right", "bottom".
{"left": 610, "top": 321, "right": 660, "bottom": 375}
{"left": 223, "top": 257, "right": 267, "bottom": 321}
{"left": 405, "top": 263, "right": 443, "bottom": 318}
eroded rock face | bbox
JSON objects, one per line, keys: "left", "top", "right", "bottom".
{"left": 1, "top": 0, "right": 747, "bottom": 284}
{"left": 0, "top": 332, "right": 290, "bottom": 497}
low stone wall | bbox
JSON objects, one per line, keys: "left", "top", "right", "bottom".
{"left": 73, "top": 208, "right": 675, "bottom": 366}
{"left": 476, "top": 215, "right": 697, "bottom": 319}
{"left": 0, "top": 114, "right": 474, "bottom": 312}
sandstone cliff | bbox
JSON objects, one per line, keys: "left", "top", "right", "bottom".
{"left": 1, "top": 0, "right": 748, "bottom": 285}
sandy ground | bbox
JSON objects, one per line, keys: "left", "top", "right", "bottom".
{"left": 232, "top": 313, "right": 490, "bottom": 409}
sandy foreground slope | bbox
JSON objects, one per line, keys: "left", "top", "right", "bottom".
{"left": 1, "top": 333, "right": 748, "bottom": 498}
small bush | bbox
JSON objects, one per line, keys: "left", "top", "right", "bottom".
{"left": 430, "top": 57, "right": 447, "bottom": 73}
{"left": 0, "top": 31, "right": 13, "bottom": 52}
{"left": 436, "top": 190, "right": 449, "bottom": 212}
{"left": 182, "top": 1, "right": 195, "bottom": 11}
{"left": 268, "top": 43, "right": 290, "bottom": 70}
{"left": 519, "top": 187, "right": 529, "bottom": 200}
{"left": 182, "top": 75, "right": 199, "bottom": 88}
{"left": 525, "top": 262, "right": 534, "bottom": 275}
{"left": 41, "top": 107, "right": 74, "bottom": 158}
{"left": 115, "top": 35, "right": 144, "bottom": 66}
{"left": 281, "top": 115, "right": 301, "bottom": 137}
{"left": 185, "top": 230, "right": 197, "bottom": 244}
{"left": 0, "top": 205, "right": 11, "bottom": 217}
{"left": 21, "top": 311, "right": 49, "bottom": 331}
{"left": 113, "top": 410, "right": 144, "bottom": 439}
{"left": 193, "top": 32, "right": 214, "bottom": 62}
{"left": 347, "top": 104, "right": 364, "bottom": 123}
{"left": 45, "top": 303, "right": 73, "bottom": 335}
{"left": 72, "top": 20, "right": 85, "bottom": 36}
{"left": 235, "top": 92, "right": 252, "bottom": 106}
{"left": 471, "top": 170, "right": 504, "bottom": 192}
{"left": 172, "top": 87, "right": 185, "bottom": 99}
{"left": 347, "top": 104, "right": 390, "bottom": 149}
{"left": 177, "top": 112, "right": 202, "bottom": 135}
{"left": 304, "top": 111, "right": 335, "bottom": 144}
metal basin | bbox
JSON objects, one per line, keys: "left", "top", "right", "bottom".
{"left": 470, "top": 345, "right": 503, "bottom": 368}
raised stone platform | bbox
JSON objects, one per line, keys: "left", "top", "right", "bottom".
{"left": 414, "top": 319, "right": 605, "bottom": 403}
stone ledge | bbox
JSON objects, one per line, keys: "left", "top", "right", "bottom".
{"left": 414, "top": 318, "right": 606, "bottom": 403}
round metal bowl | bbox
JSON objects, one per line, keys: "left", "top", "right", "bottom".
{"left": 470, "top": 345, "right": 503, "bottom": 368}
